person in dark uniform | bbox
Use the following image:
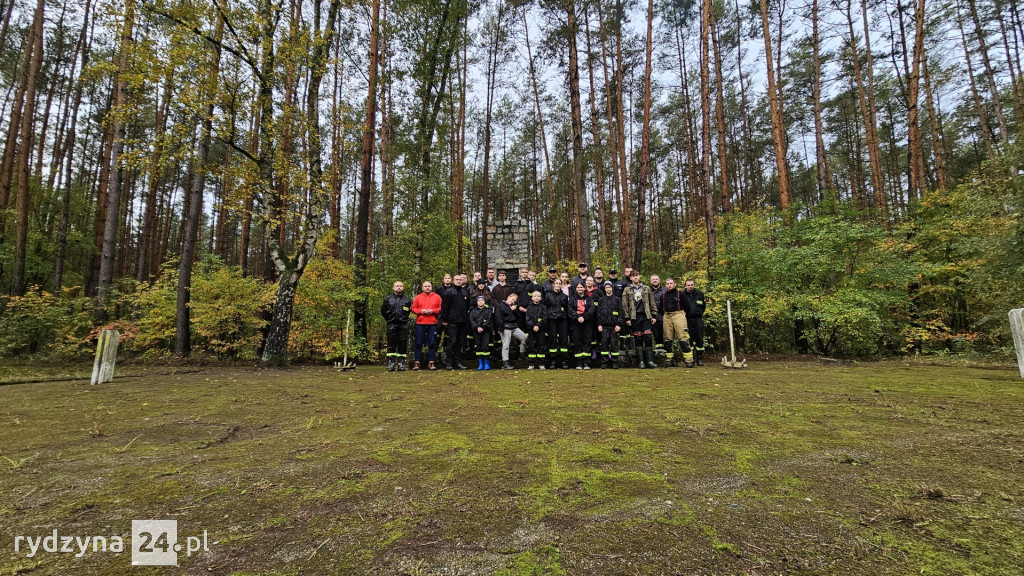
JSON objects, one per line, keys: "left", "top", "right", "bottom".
{"left": 622, "top": 270, "right": 658, "bottom": 369}
{"left": 470, "top": 295, "right": 494, "bottom": 370}
{"left": 568, "top": 282, "right": 596, "bottom": 369}
{"left": 440, "top": 274, "right": 470, "bottom": 370}
{"left": 607, "top": 269, "right": 630, "bottom": 359}
{"left": 682, "top": 278, "right": 707, "bottom": 366}
{"left": 596, "top": 281, "right": 623, "bottom": 368}
{"left": 544, "top": 278, "right": 570, "bottom": 369}
{"left": 524, "top": 291, "right": 548, "bottom": 370}
{"left": 571, "top": 262, "right": 591, "bottom": 289}
{"left": 650, "top": 274, "right": 666, "bottom": 355}
{"left": 380, "top": 281, "right": 412, "bottom": 372}
{"left": 541, "top": 266, "right": 559, "bottom": 294}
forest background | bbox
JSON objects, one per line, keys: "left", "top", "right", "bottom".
{"left": 0, "top": 0, "right": 1021, "bottom": 364}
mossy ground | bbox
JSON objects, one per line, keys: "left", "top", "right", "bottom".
{"left": 1, "top": 359, "right": 1022, "bottom": 575}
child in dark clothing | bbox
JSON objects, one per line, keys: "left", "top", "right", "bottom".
{"left": 524, "top": 291, "right": 548, "bottom": 370}
{"left": 469, "top": 295, "right": 493, "bottom": 370}
{"left": 596, "top": 281, "right": 624, "bottom": 368}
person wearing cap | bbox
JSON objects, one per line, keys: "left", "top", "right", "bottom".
{"left": 569, "top": 282, "right": 596, "bottom": 369}
{"left": 469, "top": 295, "right": 494, "bottom": 370}
{"left": 571, "top": 262, "right": 591, "bottom": 289}
{"left": 621, "top": 270, "right": 658, "bottom": 368}
{"left": 544, "top": 278, "right": 571, "bottom": 369}
{"left": 650, "top": 274, "right": 666, "bottom": 356}
{"left": 380, "top": 281, "right": 413, "bottom": 372}
{"left": 524, "top": 291, "right": 548, "bottom": 370}
{"left": 661, "top": 278, "right": 695, "bottom": 367}
{"left": 541, "top": 266, "right": 559, "bottom": 294}
{"left": 607, "top": 268, "right": 630, "bottom": 356}
{"left": 440, "top": 274, "right": 471, "bottom": 370}
{"left": 495, "top": 292, "right": 528, "bottom": 370}
{"left": 682, "top": 278, "right": 707, "bottom": 366}
{"left": 596, "top": 281, "right": 623, "bottom": 368}
{"left": 410, "top": 281, "right": 442, "bottom": 370}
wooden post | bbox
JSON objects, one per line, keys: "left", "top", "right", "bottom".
{"left": 1010, "top": 308, "right": 1024, "bottom": 379}
{"left": 90, "top": 329, "right": 120, "bottom": 385}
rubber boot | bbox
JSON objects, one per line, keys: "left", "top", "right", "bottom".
{"left": 397, "top": 360, "right": 406, "bottom": 372}
{"left": 696, "top": 350, "right": 704, "bottom": 366}
{"left": 637, "top": 349, "right": 646, "bottom": 369}
{"left": 645, "top": 347, "right": 657, "bottom": 369}
{"left": 484, "top": 359, "right": 491, "bottom": 371}
{"left": 387, "top": 359, "right": 395, "bottom": 372}
{"left": 477, "top": 359, "right": 484, "bottom": 371}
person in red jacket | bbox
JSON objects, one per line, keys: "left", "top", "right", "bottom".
{"left": 411, "top": 281, "right": 442, "bottom": 370}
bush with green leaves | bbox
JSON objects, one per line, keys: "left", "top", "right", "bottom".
{"left": 132, "top": 257, "right": 275, "bottom": 359}
{"left": 0, "top": 287, "right": 94, "bottom": 359}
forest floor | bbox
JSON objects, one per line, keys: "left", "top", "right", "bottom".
{"left": 0, "top": 358, "right": 1022, "bottom": 575}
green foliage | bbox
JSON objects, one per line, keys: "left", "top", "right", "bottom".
{"left": 289, "top": 257, "right": 371, "bottom": 361}
{"left": 132, "top": 256, "right": 274, "bottom": 359}
{"left": 0, "top": 287, "right": 94, "bottom": 359}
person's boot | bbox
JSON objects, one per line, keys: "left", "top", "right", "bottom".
{"left": 477, "top": 359, "right": 484, "bottom": 371}
{"left": 528, "top": 363, "right": 535, "bottom": 370}
{"left": 636, "top": 349, "right": 646, "bottom": 369}
{"left": 611, "top": 358, "right": 619, "bottom": 369}
{"left": 645, "top": 347, "right": 658, "bottom": 368}
{"left": 503, "top": 362, "right": 514, "bottom": 370}
{"left": 387, "top": 359, "right": 395, "bottom": 372}
{"left": 696, "top": 350, "right": 704, "bottom": 366}
{"left": 484, "top": 359, "right": 491, "bottom": 371}
{"left": 413, "top": 361, "right": 420, "bottom": 371}
{"left": 397, "top": 360, "right": 406, "bottom": 372}
{"left": 583, "top": 360, "right": 590, "bottom": 370}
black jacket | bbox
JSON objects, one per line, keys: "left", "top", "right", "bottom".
{"left": 517, "top": 281, "right": 542, "bottom": 305}
{"left": 662, "top": 288, "right": 685, "bottom": 314}
{"left": 568, "top": 292, "right": 596, "bottom": 323}
{"left": 596, "top": 293, "right": 624, "bottom": 327}
{"left": 681, "top": 288, "right": 706, "bottom": 318}
{"left": 439, "top": 284, "right": 470, "bottom": 324}
{"left": 525, "top": 302, "right": 547, "bottom": 331}
{"left": 541, "top": 278, "right": 559, "bottom": 294}
{"left": 651, "top": 285, "right": 666, "bottom": 315}
{"left": 609, "top": 278, "right": 628, "bottom": 298}
{"left": 494, "top": 301, "right": 519, "bottom": 330}
{"left": 544, "top": 290, "right": 569, "bottom": 320}
{"left": 380, "top": 293, "right": 413, "bottom": 326}
{"left": 469, "top": 305, "right": 493, "bottom": 331}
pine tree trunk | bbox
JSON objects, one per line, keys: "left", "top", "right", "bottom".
{"left": 95, "top": 0, "right": 135, "bottom": 315}
{"left": 701, "top": 0, "right": 717, "bottom": 269}
{"left": 354, "top": 0, "right": 380, "bottom": 339}
{"left": 759, "top": 0, "right": 791, "bottom": 211}
{"left": 811, "top": 0, "right": 832, "bottom": 202}
{"left": 907, "top": 0, "right": 928, "bottom": 198}
{"left": 710, "top": 6, "right": 730, "bottom": 213}
{"left": 633, "top": 0, "right": 654, "bottom": 270}
{"left": 566, "top": 0, "right": 591, "bottom": 266}
{"left": 10, "top": 0, "right": 44, "bottom": 297}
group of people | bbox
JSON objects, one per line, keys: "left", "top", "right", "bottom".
{"left": 380, "top": 263, "right": 707, "bottom": 372}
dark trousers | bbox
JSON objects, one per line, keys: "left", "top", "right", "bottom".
{"left": 414, "top": 324, "right": 438, "bottom": 362}
{"left": 444, "top": 322, "right": 468, "bottom": 366}
{"left": 652, "top": 315, "right": 664, "bottom": 350}
{"left": 474, "top": 330, "right": 491, "bottom": 357}
{"left": 386, "top": 323, "right": 408, "bottom": 360}
{"left": 527, "top": 329, "right": 546, "bottom": 363}
{"left": 631, "top": 316, "right": 653, "bottom": 348}
{"left": 686, "top": 316, "right": 705, "bottom": 352}
{"left": 600, "top": 326, "right": 620, "bottom": 362}
{"left": 571, "top": 320, "right": 591, "bottom": 365}
{"left": 547, "top": 318, "right": 569, "bottom": 363}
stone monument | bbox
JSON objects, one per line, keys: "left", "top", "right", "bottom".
{"left": 91, "top": 329, "right": 120, "bottom": 385}
{"left": 487, "top": 219, "right": 531, "bottom": 282}
{"left": 1010, "top": 308, "right": 1024, "bottom": 379}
